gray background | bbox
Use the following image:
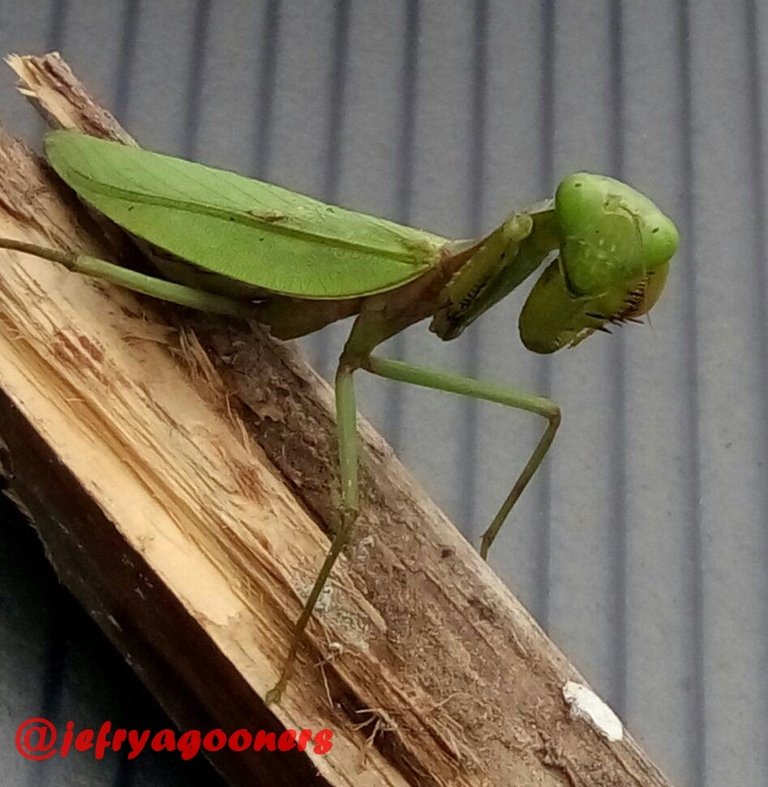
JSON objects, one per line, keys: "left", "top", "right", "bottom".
{"left": 0, "top": 1, "right": 763, "bottom": 786}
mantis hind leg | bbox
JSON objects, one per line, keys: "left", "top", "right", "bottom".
{"left": 0, "top": 237, "right": 255, "bottom": 317}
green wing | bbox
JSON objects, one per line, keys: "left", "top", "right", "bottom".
{"left": 45, "top": 131, "right": 447, "bottom": 299}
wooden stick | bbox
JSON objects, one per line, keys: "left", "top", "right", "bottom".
{"left": 0, "top": 52, "right": 676, "bottom": 787}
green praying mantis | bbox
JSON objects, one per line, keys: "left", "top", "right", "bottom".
{"left": 0, "top": 131, "right": 678, "bottom": 703}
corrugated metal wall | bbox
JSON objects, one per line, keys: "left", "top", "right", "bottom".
{"left": 0, "top": 2, "right": 764, "bottom": 785}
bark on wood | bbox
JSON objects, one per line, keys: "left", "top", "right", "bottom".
{"left": 0, "top": 52, "right": 677, "bottom": 787}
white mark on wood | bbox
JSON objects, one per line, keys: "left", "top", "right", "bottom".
{"left": 563, "top": 680, "right": 623, "bottom": 742}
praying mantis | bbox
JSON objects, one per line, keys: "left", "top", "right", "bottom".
{"left": 0, "top": 131, "right": 678, "bottom": 703}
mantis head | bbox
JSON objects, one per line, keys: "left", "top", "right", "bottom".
{"left": 519, "top": 173, "right": 678, "bottom": 354}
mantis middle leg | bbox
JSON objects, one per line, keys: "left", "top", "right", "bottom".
{"left": 267, "top": 340, "right": 560, "bottom": 702}
{"left": 363, "top": 355, "right": 561, "bottom": 558}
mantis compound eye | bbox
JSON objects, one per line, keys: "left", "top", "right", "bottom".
{"left": 519, "top": 173, "right": 678, "bottom": 354}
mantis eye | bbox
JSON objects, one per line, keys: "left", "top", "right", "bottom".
{"left": 519, "top": 173, "right": 678, "bottom": 354}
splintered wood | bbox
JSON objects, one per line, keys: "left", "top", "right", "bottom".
{"left": 0, "top": 53, "right": 676, "bottom": 787}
